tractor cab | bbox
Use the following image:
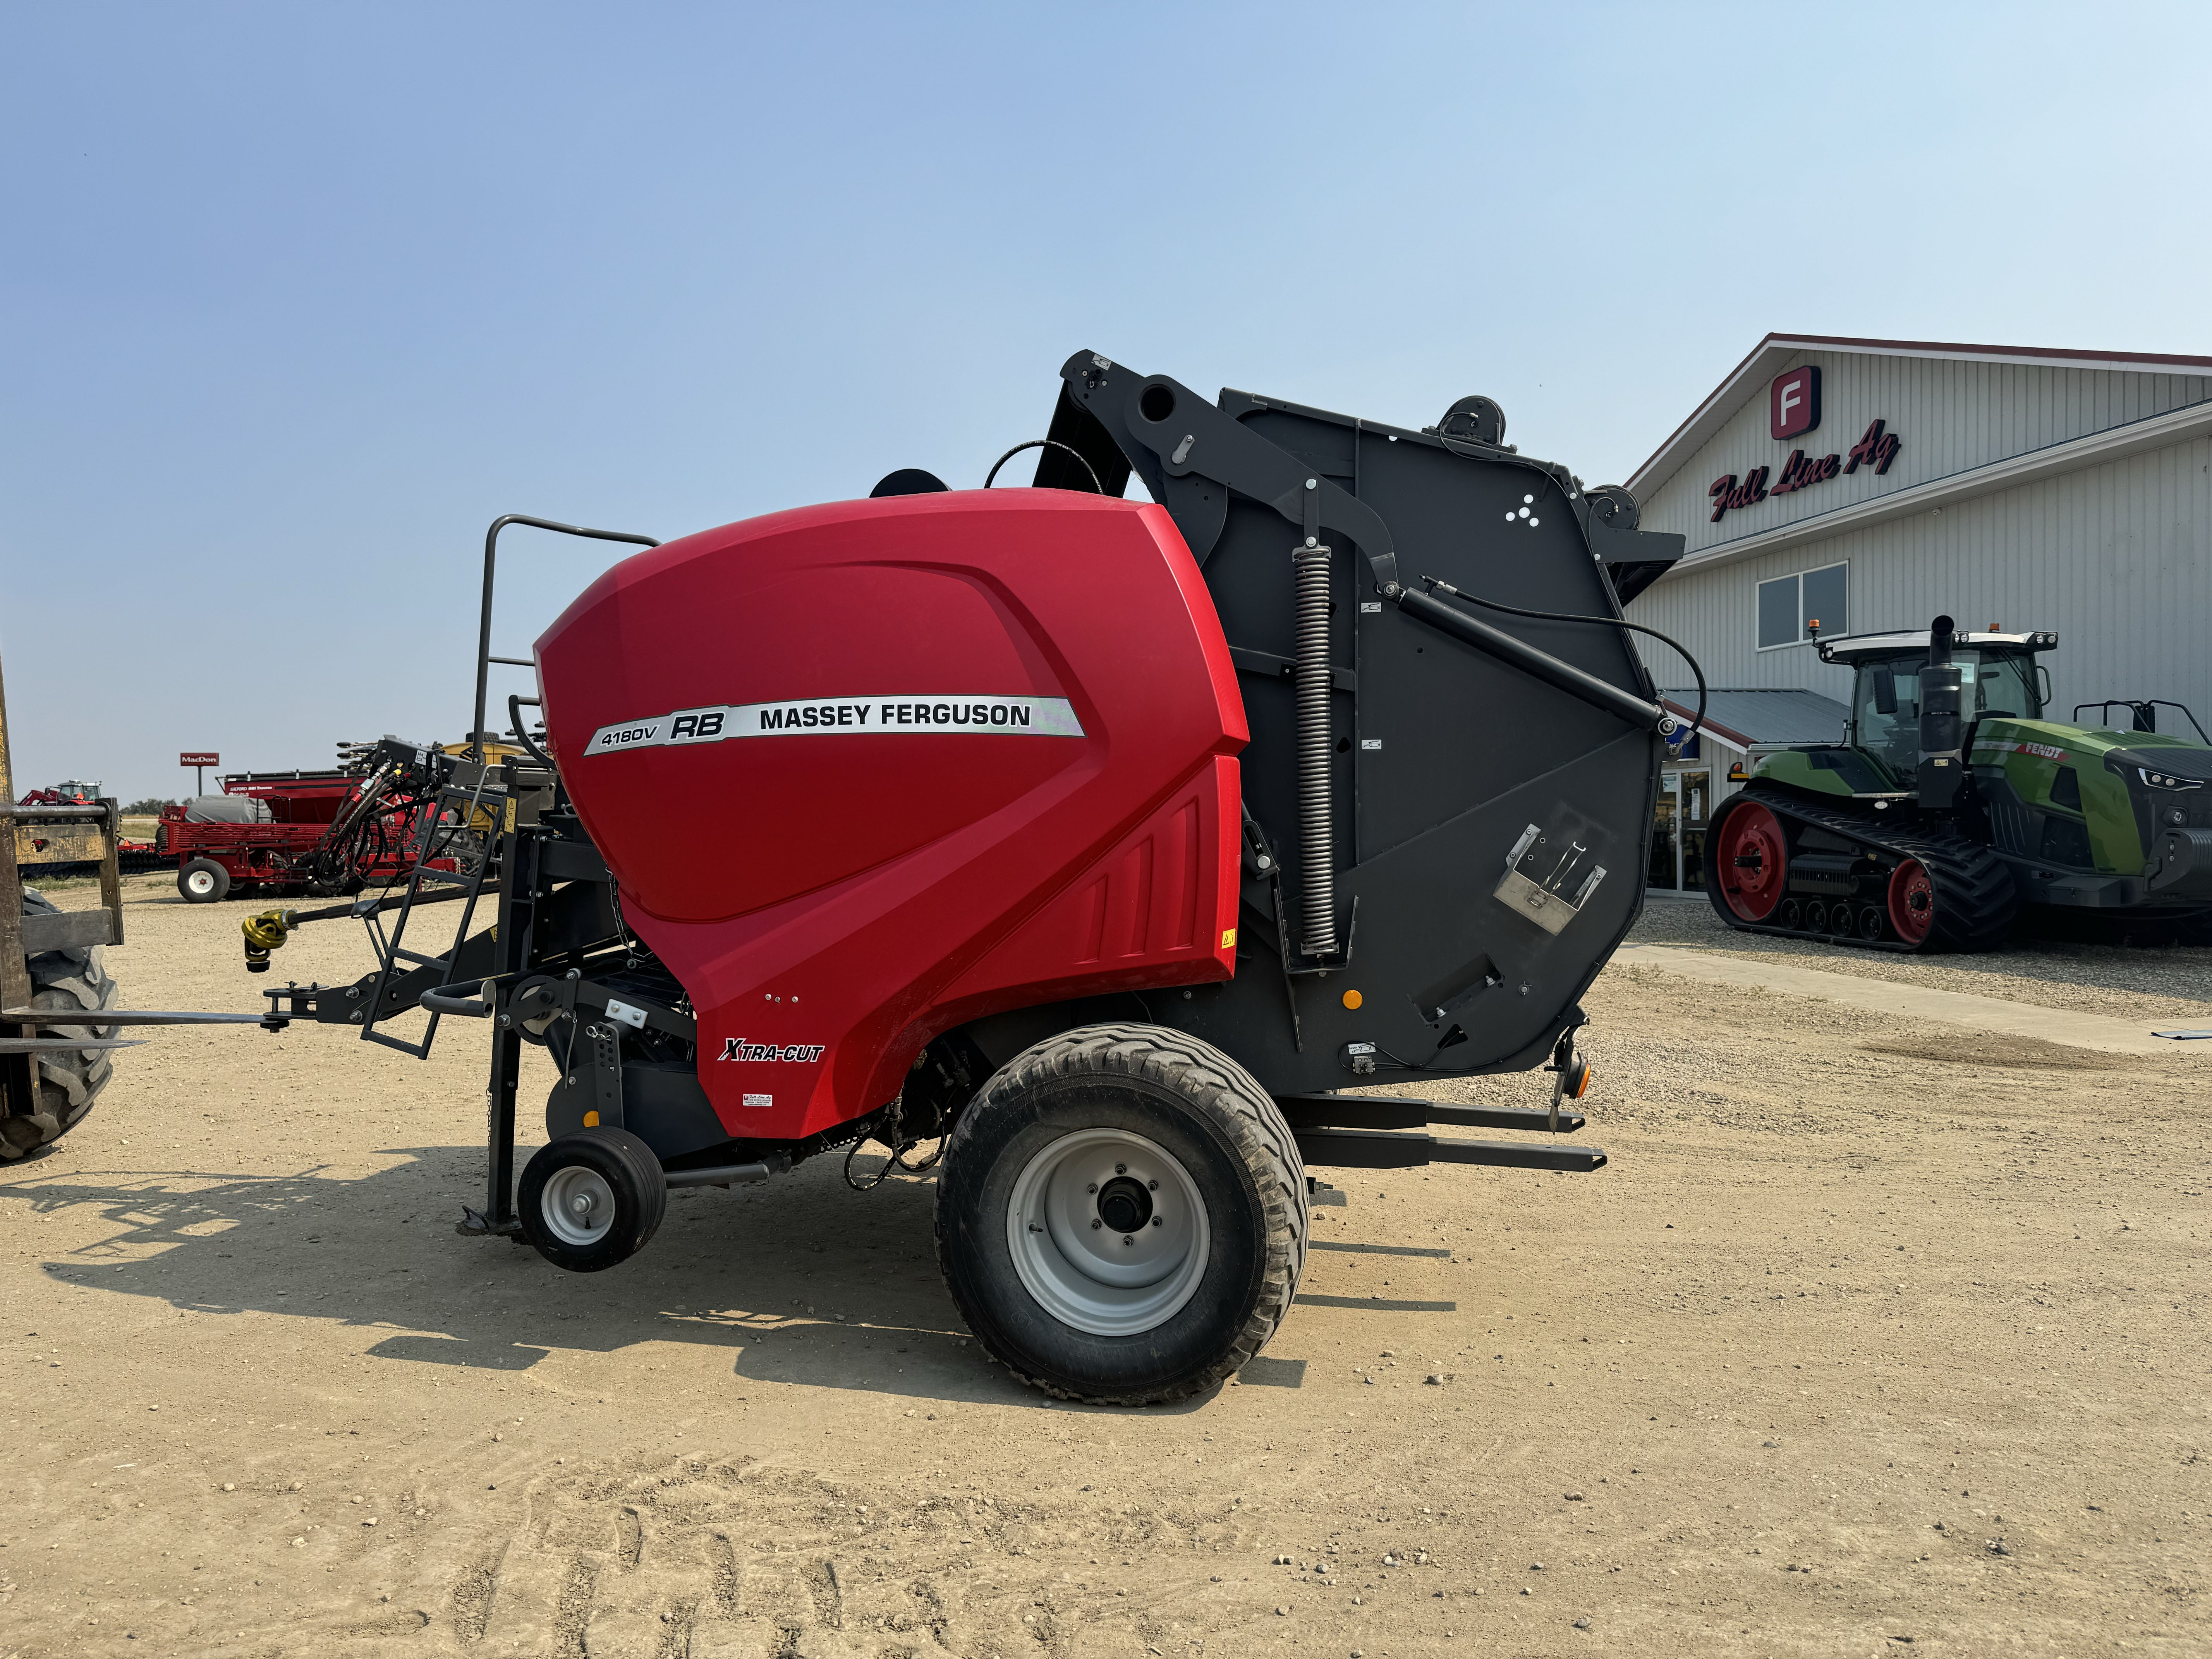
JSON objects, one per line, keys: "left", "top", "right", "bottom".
{"left": 1820, "top": 629, "right": 2058, "bottom": 790}
{"left": 1716, "top": 616, "right": 2212, "bottom": 950}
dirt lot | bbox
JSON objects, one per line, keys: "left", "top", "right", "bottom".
{"left": 3, "top": 876, "right": 2206, "bottom": 1657}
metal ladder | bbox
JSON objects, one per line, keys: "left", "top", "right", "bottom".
{"left": 357, "top": 770, "right": 510, "bottom": 1058}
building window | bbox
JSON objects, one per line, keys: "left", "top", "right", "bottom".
{"left": 1756, "top": 576, "right": 1798, "bottom": 649}
{"left": 1755, "top": 561, "right": 1847, "bottom": 650}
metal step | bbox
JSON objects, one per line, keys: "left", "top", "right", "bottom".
{"left": 1293, "top": 1125, "right": 1607, "bottom": 1173}
{"left": 1274, "top": 1092, "right": 1585, "bottom": 1135}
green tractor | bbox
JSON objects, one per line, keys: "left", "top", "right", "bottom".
{"left": 1704, "top": 615, "right": 2212, "bottom": 951}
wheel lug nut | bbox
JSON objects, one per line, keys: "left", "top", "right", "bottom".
{"left": 1115, "top": 1163, "right": 1127, "bottom": 1175}
{"left": 1151, "top": 1216, "right": 1163, "bottom": 1226}
{"left": 1123, "top": 1236, "right": 1134, "bottom": 1246}
{"left": 1147, "top": 1179, "right": 1158, "bottom": 1190}
{"left": 1091, "top": 1218, "right": 1102, "bottom": 1230}
{"left": 1086, "top": 1182, "right": 1097, "bottom": 1193}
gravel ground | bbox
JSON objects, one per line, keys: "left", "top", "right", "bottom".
{"left": 0, "top": 874, "right": 2203, "bottom": 1657}
{"left": 1630, "top": 893, "right": 2212, "bottom": 1026}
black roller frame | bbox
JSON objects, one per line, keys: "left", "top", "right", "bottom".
{"left": 1016, "top": 350, "right": 1685, "bottom": 1104}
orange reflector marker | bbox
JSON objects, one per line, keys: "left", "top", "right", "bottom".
{"left": 1341, "top": 989, "right": 1363, "bottom": 1010}
{"left": 582, "top": 1110, "right": 601, "bottom": 1127}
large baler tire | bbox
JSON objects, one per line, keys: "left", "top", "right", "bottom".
{"left": 934, "top": 1022, "right": 1306, "bottom": 1406}
{"left": 4, "top": 889, "right": 122, "bottom": 1161}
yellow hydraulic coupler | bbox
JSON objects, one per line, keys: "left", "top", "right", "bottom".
{"left": 242, "top": 908, "right": 299, "bottom": 974}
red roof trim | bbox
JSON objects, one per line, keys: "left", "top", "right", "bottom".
{"left": 1747, "top": 331, "right": 2212, "bottom": 370}
{"left": 1630, "top": 337, "right": 1787, "bottom": 496}
{"left": 1628, "top": 331, "right": 2212, "bottom": 498}
{"left": 1662, "top": 698, "right": 1753, "bottom": 748}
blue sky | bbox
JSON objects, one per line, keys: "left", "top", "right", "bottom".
{"left": 6, "top": 2, "right": 2208, "bottom": 799}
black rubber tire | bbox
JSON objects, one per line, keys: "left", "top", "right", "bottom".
{"left": 934, "top": 1021, "right": 1306, "bottom": 1405}
{"left": 1887, "top": 832, "right": 2017, "bottom": 952}
{"left": 177, "top": 858, "right": 230, "bottom": 903}
{"left": 518, "top": 1127, "right": 667, "bottom": 1272}
{"left": 3, "top": 889, "right": 122, "bottom": 1161}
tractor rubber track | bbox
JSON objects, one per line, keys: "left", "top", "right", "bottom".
{"left": 1711, "top": 785, "right": 2019, "bottom": 954}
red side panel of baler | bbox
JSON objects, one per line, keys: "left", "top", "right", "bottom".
{"left": 936, "top": 754, "right": 1242, "bottom": 1015}
{"left": 534, "top": 491, "right": 1247, "bottom": 1142}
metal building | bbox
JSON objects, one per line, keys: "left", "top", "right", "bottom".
{"left": 1622, "top": 333, "right": 2212, "bottom": 895}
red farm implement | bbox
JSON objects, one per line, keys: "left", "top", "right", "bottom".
{"left": 159, "top": 754, "right": 467, "bottom": 903}
{"left": 240, "top": 356, "right": 1700, "bottom": 1405}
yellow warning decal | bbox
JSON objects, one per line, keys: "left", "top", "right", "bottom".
{"left": 1221, "top": 928, "right": 1237, "bottom": 948}
{"left": 504, "top": 797, "right": 518, "bottom": 833}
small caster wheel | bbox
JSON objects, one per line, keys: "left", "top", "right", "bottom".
{"left": 519, "top": 1127, "right": 667, "bottom": 1272}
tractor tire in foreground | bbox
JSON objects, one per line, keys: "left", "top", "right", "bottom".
{"left": 935, "top": 1022, "right": 1306, "bottom": 1405}
{"left": 519, "top": 1127, "right": 668, "bottom": 1271}
{"left": 1706, "top": 785, "right": 2017, "bottom": 953}
{"left": 4, "top": 889, "right": 123, "bottom": 1160}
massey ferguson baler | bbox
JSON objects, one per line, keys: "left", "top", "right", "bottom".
{"left": 248, "top": 352, "right": 1691, "bottom": 1403}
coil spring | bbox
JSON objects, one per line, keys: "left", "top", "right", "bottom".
{"left": 1293, "top": 543, "right": 1338, "bottom": 957}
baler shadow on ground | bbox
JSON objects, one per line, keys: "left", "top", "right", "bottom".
{"left": 4, "top": 1149, "right": 999, "bottom": 1397}
{"left": 1, "top": 1145, "right": 1401, "bottom": 1406}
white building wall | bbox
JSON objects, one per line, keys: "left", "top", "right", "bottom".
{"left": 1630, "top": 431, "right": 2212, "bottom": 726}
{"left": 1638, "top": 351, "right": 2212, "bottom": 559}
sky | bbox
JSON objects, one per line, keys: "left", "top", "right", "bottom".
{"left": 5, "top": 2, "right": 2210, "bottom": 801}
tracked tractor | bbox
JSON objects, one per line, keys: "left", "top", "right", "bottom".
{"left": 242, "top": 351, "right": 1695, "bottom": 1403}
{"left": 1706, "top": 616, "right": 2212, "bottom": 950}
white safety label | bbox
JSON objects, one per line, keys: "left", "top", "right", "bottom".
{"left": 586, "top": 695, "right": 1084, "bottom": 756}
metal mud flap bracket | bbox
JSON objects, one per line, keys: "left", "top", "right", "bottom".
{"left": 1494, "top": 815, "right": 1609, "bottom": 936}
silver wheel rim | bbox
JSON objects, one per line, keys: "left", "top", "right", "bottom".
{"left": 185, "top": 869, "right": 215, "bottom": 896}
{"left": 1005, "top": 1126, "right": 1209, "bottom": 1337}
{"left": 542, "top": 1164, "right": 617, "bottom": 1248}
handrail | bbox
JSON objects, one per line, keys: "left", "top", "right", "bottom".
{"left": 418, "top": 977, "right": 496, "bottom": 1018}
{"left": 472, "top": 516, "right": 660, "bottom": 763}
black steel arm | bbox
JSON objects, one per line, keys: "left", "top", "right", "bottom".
{"left": 1053, "top": 352, "right": 1401, "bottom": 592}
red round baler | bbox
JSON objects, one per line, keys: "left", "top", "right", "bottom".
{"left": 253, "top": 353, "right": 1688, "bottom": 1403}
{"left": 537, "top": 490, "right": 1247, "bottom": 1146}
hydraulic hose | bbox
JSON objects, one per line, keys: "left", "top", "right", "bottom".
{"left": 1293, "top": 543, "right": 1340, "bottom": 957}
{"left": 1411, "top": 577, "right": 1699, "bottom": 741}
